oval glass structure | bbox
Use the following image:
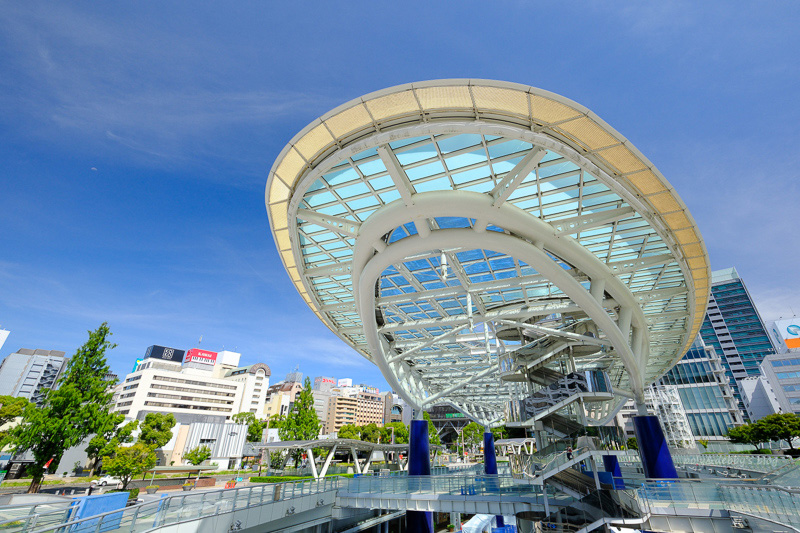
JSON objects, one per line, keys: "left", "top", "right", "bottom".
{"left": 265, "top": 79, "right": 709, "bottom": 426}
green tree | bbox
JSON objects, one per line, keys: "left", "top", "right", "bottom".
{"left": 461, "top": 422, "right": 484, "bottom": 450}
{"left": 360, "top": 423, "right": 381, "bottom": 443}
{"left": 279, "top": 378, "right": 321, "bottom": 465}
{"left": 381, "top": 422, "right": 409, "bottom": 444}
{"left": 7, "top": 323, "right": 118, "bottom": 493}
{"left": 756, "top": 413, "right": 800, "bottom": 450}
{"left": 86, "top": 415, "right": 139, "bottom": 475}
{"left": 138, "top": 413, "right": 176, "bottom": 449}
{"left": 727, "top": 423, "right": 762, "bottom": 451}
{"left": 338, "top": 424, "right": 360, "bottom": 440}
{"left": 103, "top": 442, "right": 157, "bottom": 489}
{"left": 185, "top": 445, "right": 212, "bottom": 466}
{"left": 232, "top": 412, "right": 269, "bottom": 442}
{"left": 423, "top": 412, "right": 441, "bottom": 445}
{"left": 0, "top": 396, "right": 30, "bottom": 444}
{"left": 185, "top": 445, "right": 212, "bottom": 481}
{"left": 490, "top": 426, "right": 508, "bottom": 441}
{"left": 266, "top": 414, "right": 285, "bottom": 431}
{"left": 626, "top": 437, "right": 638, "bottom": 451}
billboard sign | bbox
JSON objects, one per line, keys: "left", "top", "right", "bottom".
{"left": 314, "top": 376, "right": 336, "bottom": 391}
{"left": 773, "top": 319, "right": 800, "bottom": 350}
{"left": 144, "top": 345, "right": 185, "bottom": 362}
{"left": 185, "top": 348, "right": 218, "bottom": 365}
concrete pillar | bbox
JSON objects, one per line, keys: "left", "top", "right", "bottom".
{"left": 633, "top": 414, "right": 678, "bottom": 479}
{"left": 407, "top": 419, "right": 433, "bottom": 533}
{"left": 483, "top": 431, "right": 505, "bottom": 528}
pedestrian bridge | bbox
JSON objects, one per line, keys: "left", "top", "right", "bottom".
{"left": 8, "top": 457, "right": 800, "bottom": 533}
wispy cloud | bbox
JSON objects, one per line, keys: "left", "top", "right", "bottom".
{"left": 0, "top": 4, "right": 335, "bottom": 179}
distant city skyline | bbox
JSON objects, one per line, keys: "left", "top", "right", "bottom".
{"left": 1, "top": 2, "right": 798, "bottom": 391}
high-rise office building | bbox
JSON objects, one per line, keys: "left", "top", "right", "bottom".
{"left": 698, "top": 267, "right": 778, "bottom": 418}
{"left": 657, "top": 338, "right": 744, "bottom": 438}
{"left": 0, "top": 349, "right": 69, "bottom": 406}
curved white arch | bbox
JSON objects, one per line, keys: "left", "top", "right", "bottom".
{"left": 356, "top": 228, "right": 645, "bottom": 419}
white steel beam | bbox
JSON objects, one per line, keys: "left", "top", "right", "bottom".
{"left": 490, "top": 147, "right": 545, "bottom": 207}
{"left": 297, "top": 209, "right": 360, "bottom": 237}
{"left": 549, "top": 206, "right": 635, "bottom": 235}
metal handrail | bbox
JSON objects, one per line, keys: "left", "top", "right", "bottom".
{"left": 13, "top": 476, "right": 345, "bottom": 533}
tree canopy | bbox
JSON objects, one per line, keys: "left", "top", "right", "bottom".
{"left": 461, "top": 422, "right": 484, "bottom": 447}
{"left": 382, "top": 422, "right": 409, "bottom": 444}
{"left": 279, "top": 378, "right": 321, "bottom": 467}
{"left": 103, "top": 442, "right": 157, "bottom": 489}
{"left": 337, "top": 424, "right": 360, "bottom": 440}
{"left": 423, "top": 412, "right": 441, "bottom": 445}
{"left": 727, "top": 413, "right": 800, "bottom": 451}
{"left": 138, "top": 413, "right": 176, "bottom": 449}
{"left": 232, "top": 412, "right": 270, "bottom": 442}
{"left": 86, "top": 415, "right": 139, "bottom": 475}
{"left": 7, "top": 323, "right": 119, "bottom": 493}
{"left": 279, "top": 378, "right": 321, "bottom": 442}
{"left": 0, "top": 396, "right": 30, "bottom": 444}
{"left": 758, "top": 413, "right": 800, "bottom": 450}
{"left": 185, "top": 445, "right": 212, "bottom": 466}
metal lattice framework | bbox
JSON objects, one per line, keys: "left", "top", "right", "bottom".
{"left": 265, "top": 79, "right": 710, "bottom": 426}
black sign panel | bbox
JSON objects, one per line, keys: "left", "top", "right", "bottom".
{"left": 144, "top": 345, "right": 185, "bottom": 362}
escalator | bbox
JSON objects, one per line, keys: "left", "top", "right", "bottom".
{"left": 539, "top": 471, "right": 643, "bottom": 532}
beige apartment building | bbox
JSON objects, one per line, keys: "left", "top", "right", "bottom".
{"left": 356, "top": 391, "right": 384, "bottom": 426}
{"left": 326, "top": 396, "right": 358, "bottom": 433}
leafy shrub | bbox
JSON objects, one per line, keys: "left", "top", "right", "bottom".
{"left": 249, "top": 473, "right": 354, "bottom": 483}
{"left": 105, "top": 488, "right": 139, "bottom": 499}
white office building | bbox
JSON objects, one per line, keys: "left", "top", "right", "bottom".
{"left": 114, "top": 346, "right": 270, "bottom": 423}
{"left": 0, "top": 348, "right": 69, "bottom": 406}
{"left": 739, "top": 375, "right": 782, "bottom": 421}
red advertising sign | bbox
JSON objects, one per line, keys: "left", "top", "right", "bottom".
{"left": 184, "top": 348, "right": 218, "bottom": 365}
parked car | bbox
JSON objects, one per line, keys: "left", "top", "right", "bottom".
{"left": 96, "top": 475, "right": 122, "bottom": 488}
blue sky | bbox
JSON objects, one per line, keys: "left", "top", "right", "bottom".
{"left": 1, "top": 2, "right": 799, "bottom": 390}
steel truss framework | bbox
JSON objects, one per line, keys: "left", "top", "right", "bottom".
{"left": 265, "top": 79, "right": 710, "bottom": 426}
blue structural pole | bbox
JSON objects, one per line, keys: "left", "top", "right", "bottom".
{"left": 632, "top": 415, "right": 678, "bottom": 479}
{"left": 483, "top": 431, "right": 505, "bottom": 528}
{"left": 407, "top": 418, "right": 433, "bottom": 533}
{"left": 602, "top": 454, "right": 624, "bottom": 489}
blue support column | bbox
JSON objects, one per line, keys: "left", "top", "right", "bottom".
{"left": 602, "top": 454, "right": 624, "bottom": 489}
{"left": 407, "top": 419, "right": 433, "bottom": 533}
{"left": 483, "top": 431, "right": 505, "bottom": 528}
{"left": 633, "top": 415, "right": 678, "bottom": 479}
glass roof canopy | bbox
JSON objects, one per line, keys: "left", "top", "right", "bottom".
{"left": 265, "top": 80, "right": 710, "bottom": 426}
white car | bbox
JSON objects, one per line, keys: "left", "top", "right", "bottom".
{"left": 96, "top": 475, "right": 122, "bottom": 488}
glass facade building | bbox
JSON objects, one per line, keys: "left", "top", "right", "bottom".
{"left": 760, "top": 351, "right": 800, "bottom": 414}
{"left": 657, "top": 338, "right": 743, "bottom": 439}
{"left": 698, "top": 267, "right": 777, "bottom": 419}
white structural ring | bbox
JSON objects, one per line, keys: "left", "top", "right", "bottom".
{"left": 356, "top": 227, "right": 646, "bottom": 408}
